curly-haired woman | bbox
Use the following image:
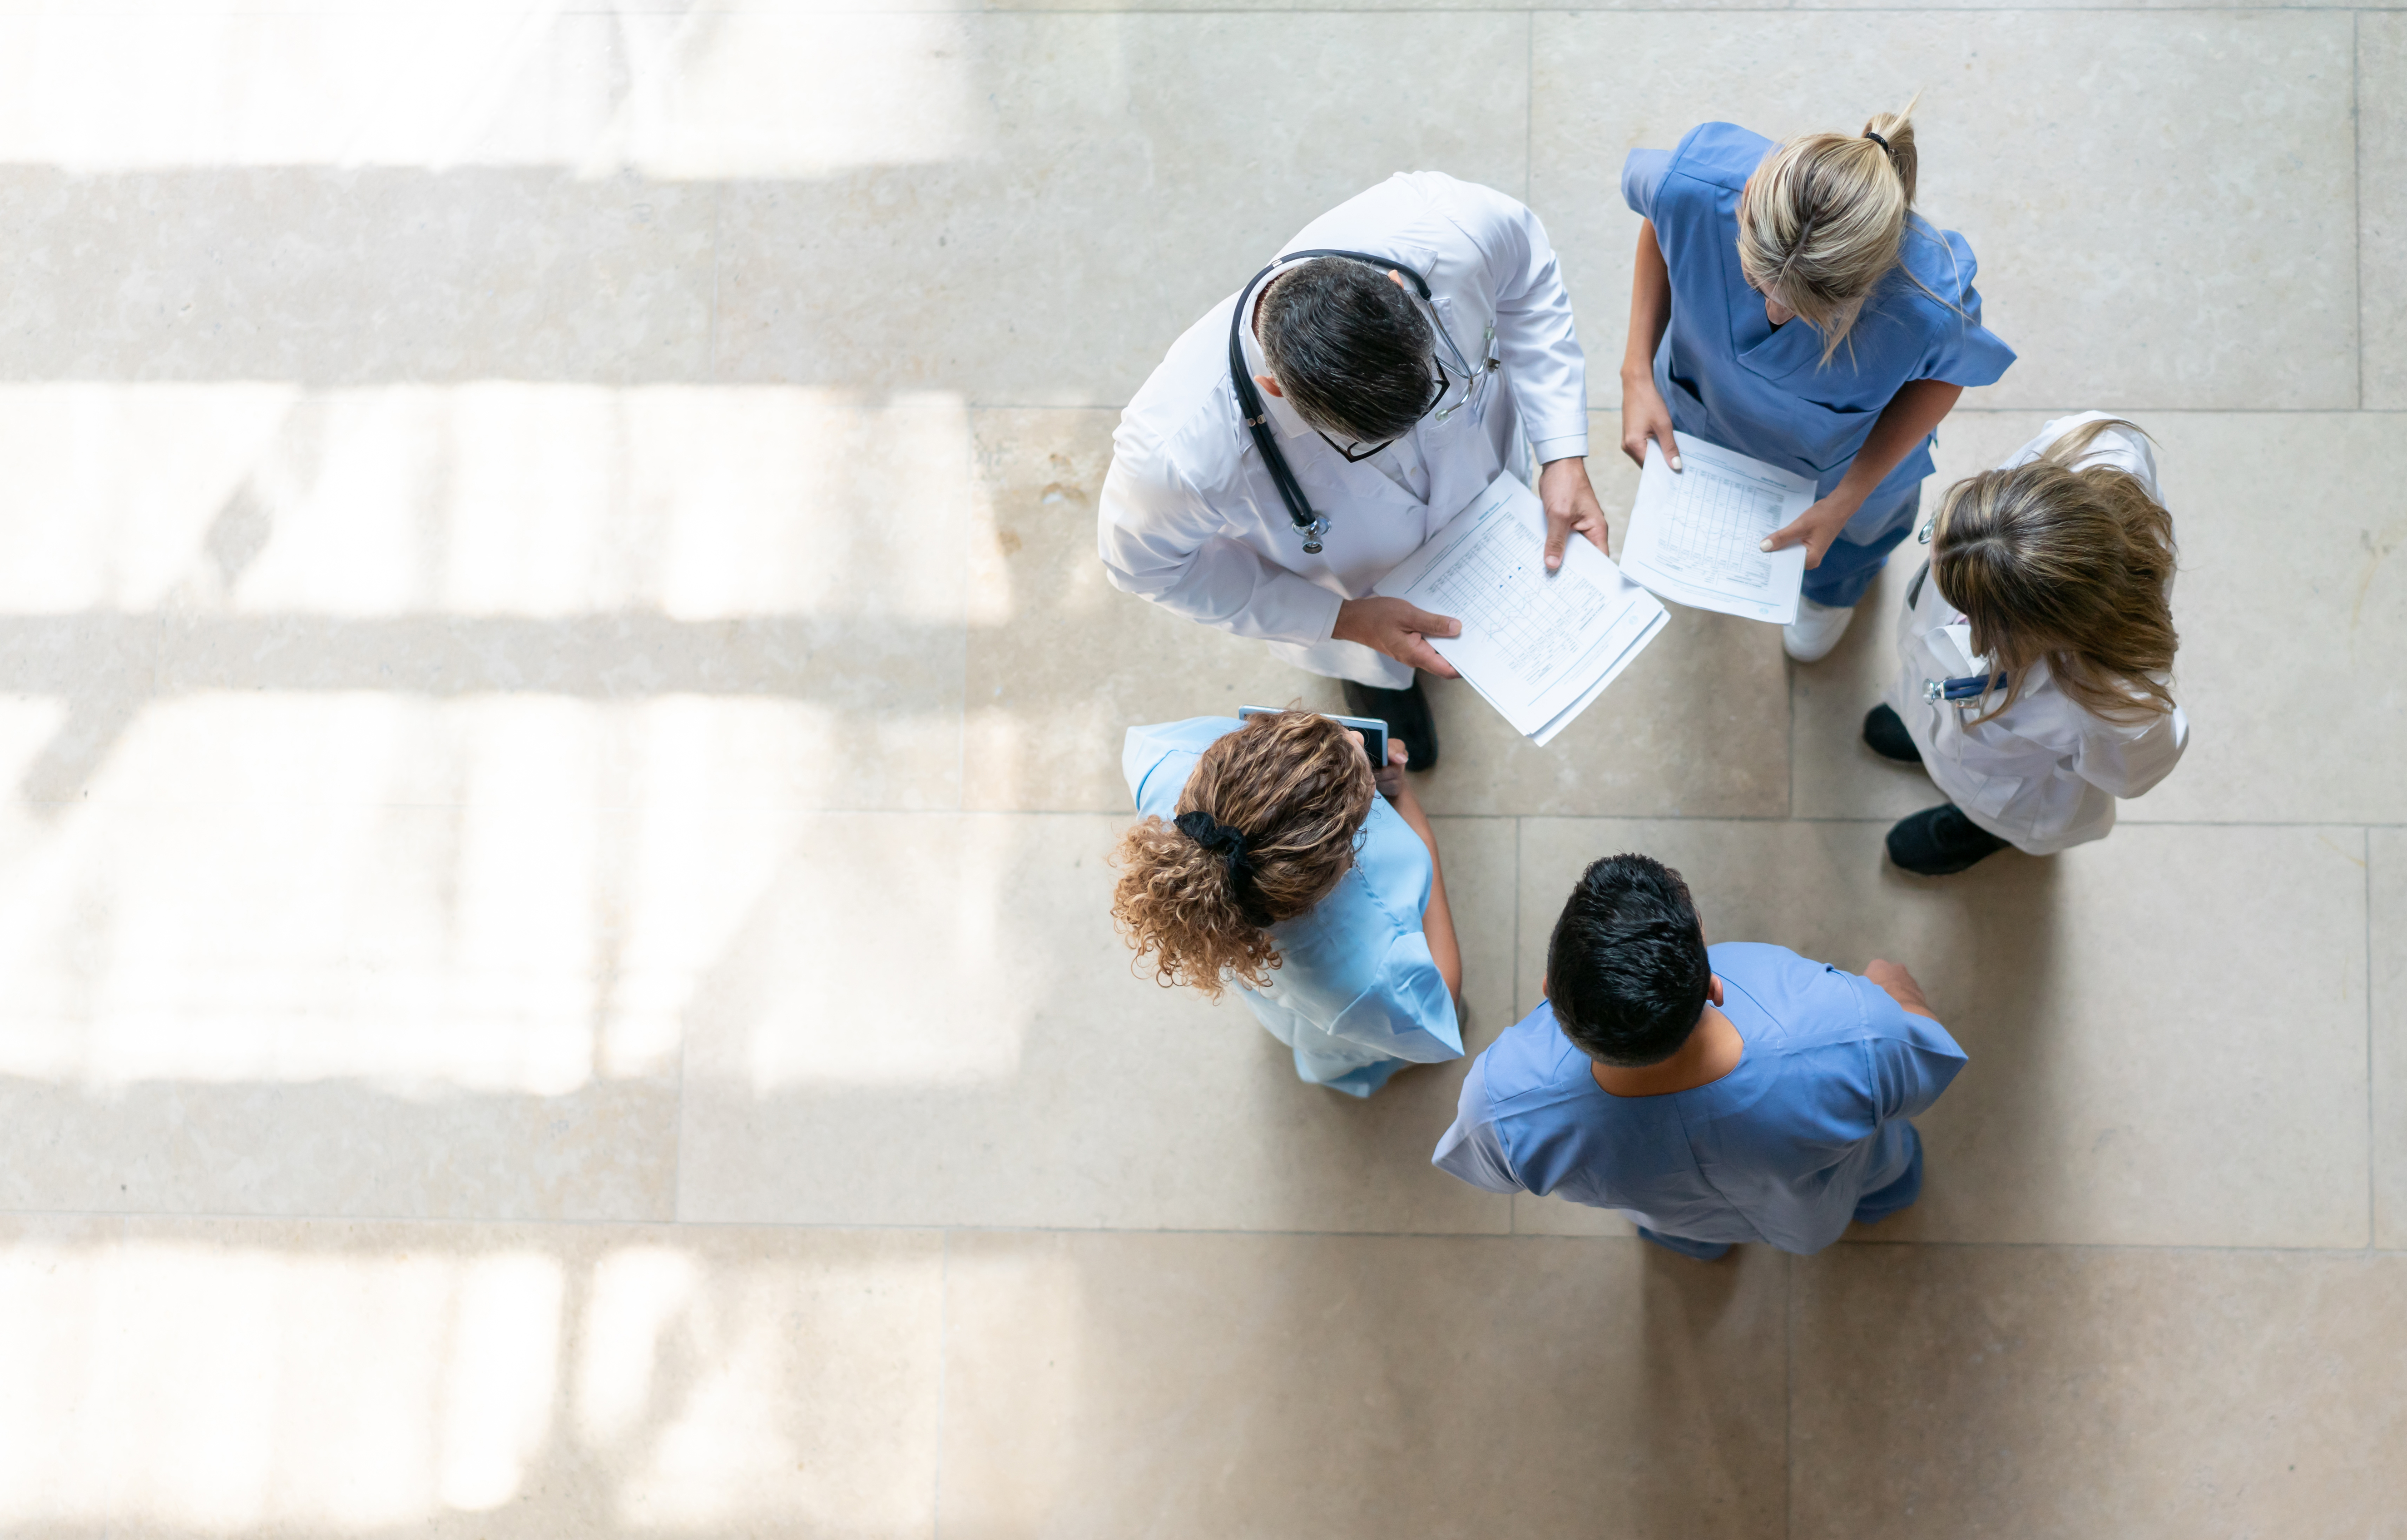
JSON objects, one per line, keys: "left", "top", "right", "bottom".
{"left": 1113, "top": 708, "right": 1463, "bottom": 1097}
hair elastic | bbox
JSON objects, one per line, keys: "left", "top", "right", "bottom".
{"left": 1864, "top": 130, "right": 1891, "bottom": 154}
{"left": 1175, "top": 809, "right": 1274, "bottom": 928}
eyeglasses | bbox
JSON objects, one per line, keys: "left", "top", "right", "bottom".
{"left": 1314, "top": 365, "right": 1452, "bottom": 462}
{"left": 1309, "top": 302, "right": 1495, "bottom": 464}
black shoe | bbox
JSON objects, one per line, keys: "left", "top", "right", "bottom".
{"left": 1862, "top": 703, "right": 1922, "bottom": 764}
{"left": 1341, "top": 675, "right": 1439, "bottom": 772}
{"left": 1886, "top": 804, "right": 2011, "bottom": 876}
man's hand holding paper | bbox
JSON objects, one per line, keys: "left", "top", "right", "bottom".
{"left": 1373, "top": 470, "right": 1667, "bottom": 745}
{"left": 1333, "top": 596, "right": 1464, "bottom": 678}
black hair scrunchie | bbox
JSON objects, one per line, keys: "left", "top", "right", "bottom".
{"left": 1175, "top": 809, "right": 1275, "bottom": 929}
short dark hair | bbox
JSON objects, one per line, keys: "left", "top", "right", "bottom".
{"left": 1545, "top": 854, "right": 1712, "bottom": 1066}
{"left": 1258, "top": 258, "right": 1436, "bottom": 445}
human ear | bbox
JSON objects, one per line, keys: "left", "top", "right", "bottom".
{"left": 1706, "top": 974, "right": 1724, "bottom": 1008}
{"left": 1254, "top": 373, "right": 1284, "bottom": 399}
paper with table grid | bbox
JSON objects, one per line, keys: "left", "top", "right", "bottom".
{"left": 1620, "top": 432, "right": 1815, "bottom": 624}
{"left": 1372, "top": 470, "right": 1666, "bottom": 745}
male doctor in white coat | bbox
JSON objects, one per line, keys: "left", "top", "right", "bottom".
{"left": 1098, "top": 172, "right": 1610, "bottom": 770}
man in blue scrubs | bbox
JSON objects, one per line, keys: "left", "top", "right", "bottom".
{"left": 1431, "top": 853, "right": 1965, "bottom": 1257}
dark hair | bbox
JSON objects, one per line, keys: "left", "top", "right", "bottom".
{"left": 1257, "top": 258, "right": 1436, "bottom": 444}
{"left": 1545, "top": 854, "right": 1712, "bottom": 1067}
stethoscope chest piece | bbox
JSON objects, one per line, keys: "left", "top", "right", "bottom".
{"left": 1924, "top": 672, "right": 2009, "bottom": 708}
{"left": 1228, "top": 248, "right": 1454, "bottom": 556}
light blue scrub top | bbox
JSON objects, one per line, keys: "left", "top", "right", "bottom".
{"left": 1431, "top": 943, "right": 1966, "bottom": 1253}
{"left": 1623, "top": 123, "right": 2017, "bottom": 541}
{"left": 1124, "top": 718, "right": 1463, "bottom": 1097}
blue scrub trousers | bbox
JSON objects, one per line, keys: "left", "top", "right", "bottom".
{"left": 1801, "top": 482, "right": 1922, "bottom": 609}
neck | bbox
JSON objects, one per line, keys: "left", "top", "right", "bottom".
{"left": 1590, "top": 1005, "right": 1744, "bottom": 1098}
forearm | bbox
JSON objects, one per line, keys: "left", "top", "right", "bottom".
{"left": 1392, "top": 795, "right": 1464, "bottom": 999}
{"left": 1831, "top": 379, "right": 1963, "bottom": 508}
{"left": 1621, "top": 223, "right": 1672, "bottom": 383}
{"left": 1877, "top": 978, "right": 1938, "bottom": 1020}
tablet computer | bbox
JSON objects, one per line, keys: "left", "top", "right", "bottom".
{"left": 1236, "top": 705, "right": 1388, "bottom": 770}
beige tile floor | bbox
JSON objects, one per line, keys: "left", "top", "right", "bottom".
{"left": 0, "top": 4, "right": 2401, "bottom": 1536}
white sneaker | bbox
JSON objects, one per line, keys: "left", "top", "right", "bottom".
{"left": 1782, "top": 598, "right": 1856, "bottom": 663}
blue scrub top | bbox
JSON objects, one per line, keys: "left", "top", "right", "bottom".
{"left": 1124, "top": 718, "right": 1463, "bottom": 1097}
{"left": 1624, "top": 123, "right": 2016, "bottom": 538}
{"left": 1432, "top": 943, "right": 1966, "bottom": 1253}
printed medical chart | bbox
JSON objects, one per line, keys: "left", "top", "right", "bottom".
{"left": 1373, "top": 470, "right": 1666, "bottom": 744}
{"left": 1620, "top": 433, "right": 1814, "bottom": 624}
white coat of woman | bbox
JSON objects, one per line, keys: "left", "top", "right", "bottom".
{"left": 1865, "top": 412, "right": 2189, "bottom": 874}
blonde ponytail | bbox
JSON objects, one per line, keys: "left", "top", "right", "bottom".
{"left": 1736, "top": 94, "right": 1925, "bottom": 362}
{"left": 1929, "top": 418, "right": 2181, "bottom": 725}
{"left": 1109, "top": 710, "right": 1376, "bottom": 998}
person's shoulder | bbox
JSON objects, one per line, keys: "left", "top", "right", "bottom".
{"left": 1392, "top": 169, "right": 1504, "bottom": 210}
{"left": 1712, "top": 942, "right": 1880, "bottom": 1039}
{"left": 1122, "top": 717, "right": 1239, "bottom": 809}
{"left": 2041, "top": 411, "right": 2162, "bottom": 489}
{"left": 1669, "top": 122, "right": 1773, "bottom": 188}
{"left": 1116, "top": 296, "right": 1250, "bottom": 489}
{"left": 1891, "top": 216, "right": 1982, "bottom": 315}
{"left": 1126, "top": 716, "right": 1240, "bottom": 757}
{"left": 1707, "top": 940, "right": 1818, "bottom": 987}
{"left": 1309, "top": 804, "right": 1425, "bottom": 943}
{"left": 1396, "top": 172, "right": 1538, "bottom": 247}
{"left": 1357, "top": 794, "right": 1433, "bottom": 879}
{"left": 1632, "top": 124, "right": 1763, "bottom": 231}
{"left": 1476, "top": 1001, "right": 1594, "bottom": 1110}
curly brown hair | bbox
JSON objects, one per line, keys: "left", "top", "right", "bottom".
{"left": 1930, "top": 417, "right": 2179, "bottom": 726}
{"left": 1110, "top": 710, "right": 1377, "bottom": 999}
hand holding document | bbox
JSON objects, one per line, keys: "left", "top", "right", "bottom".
{"left": 1373, "top": 470, "right": 1667, "bottom": 746}
{"left": 1620, "top": 432, "right": 1815, "bottom": 625}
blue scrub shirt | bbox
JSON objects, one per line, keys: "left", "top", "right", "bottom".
{"left": 1623, "top": 123, "right": 2016, "bottom": 549}
{"left": 1124, "top": 718, "right": 1463, "bottom": 1097}
{"left": 1431, "top": 942, "right": 1966, "bottom": 1253}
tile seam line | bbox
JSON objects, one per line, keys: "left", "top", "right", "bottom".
{"left": 824, "top": 5, "right": 2407, "bottom": 12}
{"left": 1784, "top": 1250, "right": 1796, "bottom": 1540}
{"left": 756, "top": 811, "right": 2407, "bottom": 828}
{"left": 934, "top": 1228, "right": 950, "bottom": 1538}
{"left": 2367, "top": 822, "right": 2377, "bottom": 1248}
{"left": 1521, "top": 8, "right": 1534, "bottom": 208}
{"left": 45, "top": 808, "right": 2405, "bottom": 829}
{"left": 966, "top": 402, "right": 2406, "bottom": 412}
{"left": 1510, "top": 810, "right": 1525, "bottom": 1234}
{"left": 6, "top": 1211, "right": 2404, "bottom": 1256}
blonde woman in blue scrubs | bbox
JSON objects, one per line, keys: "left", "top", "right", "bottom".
{"left": 1619, "top": 103, "right": 2016, "bottom": 661}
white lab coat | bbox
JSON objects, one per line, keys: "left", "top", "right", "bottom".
{"left": 1890, "top": 412, "right": 2189, "bottom": 854}
{"left": 1098, "top": 173, "right": 1590, "bottom": 688}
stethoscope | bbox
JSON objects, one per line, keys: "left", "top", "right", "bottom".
{"left": 1904, "top": 554, "right": 2010, "bottom": 709}
{"left": 1227, "top": 250, "right": 1496, "bottom": 555}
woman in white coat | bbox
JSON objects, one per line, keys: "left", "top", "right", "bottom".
{"left": 1863, "top": 413, "right": 2188, "bottom": 874}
